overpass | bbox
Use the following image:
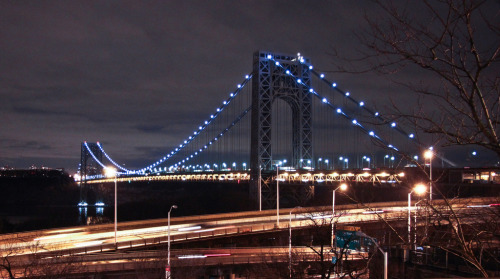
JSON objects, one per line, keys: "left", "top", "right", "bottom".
{"left": 1, "top": 197, "right": 495, "bottom": 259}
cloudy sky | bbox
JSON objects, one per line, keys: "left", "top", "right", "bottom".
{"left": 1, "top": 1, "right": 497, "bottom": 173}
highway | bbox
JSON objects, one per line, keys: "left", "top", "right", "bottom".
{"left": 2, "top": 246, "right": 369, "bottom": 278}
{"left": 1, "top": 197, "right": 495, "bottom": 258}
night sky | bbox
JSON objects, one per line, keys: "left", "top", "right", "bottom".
{"left": 1, "top": 1, "right": 497, "bottom": 174}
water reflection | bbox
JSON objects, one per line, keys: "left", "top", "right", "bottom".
{"left": 78, "top": 206, "right": 88, "bottom": 224}
{"left": 96, "top": 206, "right": 104, "bottom": 216}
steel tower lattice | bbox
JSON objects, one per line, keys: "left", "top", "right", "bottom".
{"left": 250, "top": 51, "right": 313, "bottom": 208}
{"left": 79, "top": 142, "right": 103, "bottom": 204}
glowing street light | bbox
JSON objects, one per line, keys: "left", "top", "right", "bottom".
{"left": 104, "top": 166, "right": 118, "bottom": 247}
{"left": 331, "top": 183, "right": 348, "bottom": 249}
{"left": 408, "top": 184, "right": 426, "bottom": 248}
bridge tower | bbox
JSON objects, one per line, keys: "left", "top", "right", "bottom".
{"left": 79, "top": 142, "right": 103, "bottom": 205}
{"left": 250, "top": 51, "right": 314, "bottom": 209}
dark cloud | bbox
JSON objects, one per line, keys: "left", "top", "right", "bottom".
{"left": 135, "top": 124, "right": 165, "bottom": 134}
{"left": 1, "top": 1, "right": 496, "bottom": 173}
{"left": 3, "top": 139, "right": 52, "bottom": 151}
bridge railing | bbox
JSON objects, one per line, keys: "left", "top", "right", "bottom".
{"left": 84, "top": 169, "right": 406, "bottom": 185}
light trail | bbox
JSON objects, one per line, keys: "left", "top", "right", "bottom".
{"left": 0, "top": 198, "right": 495, "bottom": 259}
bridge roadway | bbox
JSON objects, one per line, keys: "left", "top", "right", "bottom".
{"left": 0, "top": 197, "right": 494, "bottom": 259}
{"left": 81, "top": 168, "right": 405, "bottom": 184}
{"left": 2, "top": 247, "right": 369, "bottom": 277}
{"left": 18, "top": 247, "right": 368, "bottom": 275}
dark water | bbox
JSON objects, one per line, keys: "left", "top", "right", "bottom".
{"left": 0, "top": 180, "right": 255, "bottom": 233}
{"left": 2, "top": 177, "right": 496, "bottom": 234}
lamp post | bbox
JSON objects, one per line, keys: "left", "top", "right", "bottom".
{"left": 276, "top": 161, "right": 282, "bottom": 227}
{"left": 331, "top": 183, "right": 348, "bottom": 249}
{"left": 325, "top": 159, "right": 329, "bottom": 170}
{"left": 104, "top": 167, "right": 118, "bottom": 247}
{"left": 414, "top": 199, "right": 424, "bottom": 250}
{"left": 408, "top": 184, "right": 426, "bottom": 248}
{"left": 167, "top": 205, "right": 177, "bottom": 279}
{"left": 424, "top": 149, "right": 433, "bottom": 202}
{"left": 357, "top": 231, "right": 388, "bottom": 279}
{"left": 289, "top": 206, "right": 301, "bottom": 278}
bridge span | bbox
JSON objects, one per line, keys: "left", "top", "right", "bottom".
{"left": 82, "top": 168, "right": 405, "bottom": 185}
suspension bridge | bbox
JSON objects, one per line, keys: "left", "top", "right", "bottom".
{"left": 77, "top": 51, "right": 438, "bottom": 209}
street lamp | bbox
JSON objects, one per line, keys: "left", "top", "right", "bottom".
{"left": 357, "top": 231, "right": 388, "bottom": 279}
{"left": 167, "top": 205, "right": 178, "bottom": 279}
{"left": 408, "top": 184, "right": 426, "bottom": 247}
{"left": 289, "top": 206, "right": 301, "bottom": 278}
{"left": 104, "top": 166, "right": 118, "bottom": 247}
{"left": 331, "top": 183, "right": 348, "bottom": 249}
{"left": 424, "top": 148, "right": 433, "bottom": 202}
{"left": 325, "top": 159, "right": 329, "bottom": 170}
{"left": 276, "top": 161, "right": 283, "bottom": 227}
{"left": 413, "top": 199, "right": 425, "bottom": 250}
